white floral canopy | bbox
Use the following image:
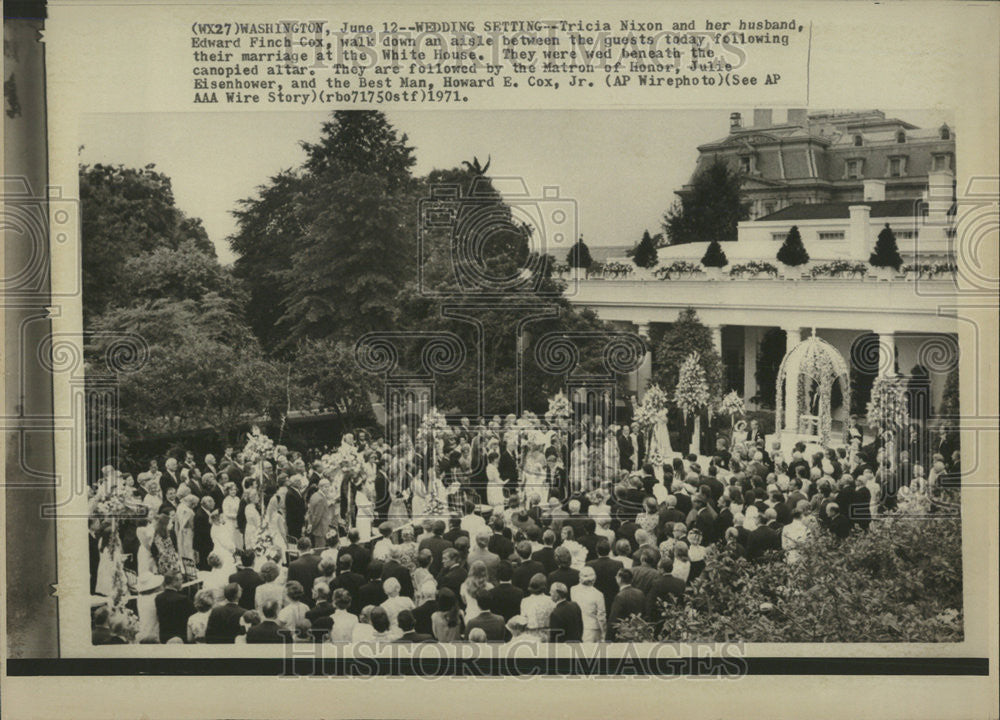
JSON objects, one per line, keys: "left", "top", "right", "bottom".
{"left": 775, "top": 332, "right": 851, "bottom": 447}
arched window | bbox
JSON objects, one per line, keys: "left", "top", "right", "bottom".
{"left": 854, "top": 134, "right": 863, "bottom": 147}
{"left": 896, "top": 131, "right": 906, "bottom": 144}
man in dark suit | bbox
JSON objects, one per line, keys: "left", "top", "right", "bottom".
{"left": 287, "top": 537, "right": 322, "bottom": 606}
{"left": 193, "top": 496, "right": 214, "bottom": 570}
{"left": 498, "top": 442, "right": 519, "bottom": 496}
{"left": 547, "top": 547, "right": 580, "bottom": 591}
{"left": 544, "top": 450, "right": 568, "bottom": 503}
{"left": 644, "top": 559, "right": 685, "bottom": 622}
{"left": 608, "top": 569, "right": 646, "bottom": 641}
{"left": 330, "top": 554, "right": 365, "bottom": 614}
{"left": 586, "top": 539, "right": 624, "bottom": 613}
{"left": 340, "top": 529, "right": 371, "bottom": 577}
{"left": 443, "top": 517, "right": 469, "bottom": 545}
{"left": 746, "top": 509, "right": 783, "bottom": 561}
{"left": 89, "top": 519, "right": 102, "bottom": 595}
{"left": 465, "top": 590, "right": 507, "bottom": 641}
{"left": 285, "top": 482, "right": 307, "bottom": 541}
{"left": 91, "top": 606, "right": 125, "bottom": 645}
{"left": 305, "top": 582, "right": 335, "bottom": 635}
{"left": 435, "top": 549, "right": 468, "bottom": 597}
{"left": 229, "top": 549, "right": 264, "bottom": 611}
{"left": 490, "top": 562, "right": 525, "bottom": 621}
{"left": 160, "top": 457, "right": 182, "bottom": 497}
{"left": 373, "top": 466, "right": 391, "bottom": 526}
{"left": 381, "top": 548, "right": 415, "bottom": 599}
{"left": 245, "top": 600, "right": 286, "bottom": 643}
{"left": 205, "top": 583, "right": 246, "bottom": 643}
{"left": 417, "top": 521, "right": 453, "bottom": 575}
{"left": 617, "top": 425, "right": 636, "bottom": 471}
{"left": 394, "top": 609, "right": 434, "bottom": 643}
{"left": 531, "top": 531, "right": 558, "bottom": 575}
{"left": 511, "top": 541, "right": 545, "bottom": 592}
{"left": 827, "top": 502, "right": 852, "bottom": 540}
{"left": 487, "top": 517, "right": 515, "bottom": 562}
{"left": 548, "top": 582, "right": 583, "bottom": 642}
{"left": 358, "top": 561, "right": 388, "bottom": 609}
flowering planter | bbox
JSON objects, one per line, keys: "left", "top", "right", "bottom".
{"left": 779, "top": 264, "right": 806, "bottom": 280}
{"left": 872, "top": 266, "right": 896, "bottom": 281}
{"left": 703, "top": 266, "right": 723, "bottom": 280}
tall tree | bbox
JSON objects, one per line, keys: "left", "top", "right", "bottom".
{"left": 566, "top": 235, "right": 593, "bottom": 270}
{"left": 652, "top": 307, "right": 724, "bottom": 406}
{"left": 80, "top": 163, "right": 213, "bottom": 320}
{"left": 870, "top": 223, "right": 903, "bottom": 270}
{"left": 663, "top": 157, "right": 750, "bottom": 246}
{"left": 777, "top": 225, "right": 810, "bottom": 266}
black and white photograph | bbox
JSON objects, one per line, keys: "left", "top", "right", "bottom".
{"left": 3, "top": 1, "right": 997, "bottom": 718}
{"left": 75, "top": 107, "right": 964, "bottom": 648}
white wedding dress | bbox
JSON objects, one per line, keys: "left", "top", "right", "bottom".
{"left": 649, "top": 418, "right": 673, "bottom": 457}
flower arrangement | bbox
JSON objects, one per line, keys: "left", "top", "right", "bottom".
{"left": 674, "top": 352, "right": 710, "bottom": 419}
{"left": 252, "top": 524, "right": 278, "bottom": 557}
{"left": 633, "top": 384, "right": 669, "bottom": 431}
{"left": 719, "top": 390, "right": 746, "bottom": 419}
{"left": 544, "top": 392, "right": 571, "bottom": 426}
{"left": 809, "top": 260, "right": 869, "bottom": 279}
{"left": 902, "top": 262, "right": 957, "bottom": 279}
{"left": 243, "top": 425, "right": 275, "bottom": 464}
{"left": 603, "top": 261, "right": 635, "bottom": 278}
{"left": 654, "top": 261, "right": 704, "bottom": 280}
{"left": 728, "top": 261, "right": 779, "bottom": 278}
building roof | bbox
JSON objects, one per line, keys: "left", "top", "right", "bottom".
{"left": 757, "top": 199, "right": 924, "bottom": 222}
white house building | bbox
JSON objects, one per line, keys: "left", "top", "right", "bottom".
{"left": 562, "top": 111, "right": 960, "bottom": 424}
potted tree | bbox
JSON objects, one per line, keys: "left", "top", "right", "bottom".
{"left": 629, "top": 230, "right": 660, "bottom": 279}
{"left": 566, "top": 235, "right": 593, "bottom": 277}
{"left": 700, "top": 239, "right": 729, "bottom": 280}
{"left": 776, "top": 225, "right": 810, "bottom": 279}
{"left": 870, "top": 223, "right": 903, "bottom": 281}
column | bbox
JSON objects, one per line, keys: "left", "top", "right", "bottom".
{"left": 782, "top": 326, "right": 803, "bottom": 433}
{"left": 710, "top": 324, "right": 723, "bottom": 354}
{"left": 876, "top": 330, "right": 896, "bottom": 377}
{"left": 784, "top": 325, "right": 802, "bottom": 356}
{"left": 743, "top": 326, "right": 758, "bottom": 408}
{"left": 635, "top": 322, "right": 652, "bottom": 400}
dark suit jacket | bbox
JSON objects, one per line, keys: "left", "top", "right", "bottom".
{"left": 488, "top": 533, "right": 515, "bottom": 562}
{"left": 547, "top": 567, "right": 579, "bottom": 591}
{"left": 358, "top": 581, "right": 388, "bottom": 610}
{"left": 746, "top": 524, "right": 782, "bottom": 561}
{"left": 617, "top": 434, "right": 635, "bottom": 471}
{"left": 396, "top": 631, "right": 434, "bottom": 643}
{"left": 436, "top": 565, "right": 468, "bottom": 597}
{"left": 381, "top": 559, "right": 415, "bottom": 598}
{"left": 587, "top": 556, "right": 624, "bottom": 612}
{"left": 331, "top": 571, "right": 365, "bottom": 614}
{"left": 549, "top": 600, "right": 584, "bottom": 642}
{"left": 413, "top": 599, "right": 437, "bottom": 635}
{"left": 193, "top": 507, "right": 213, "bottom": 561}
{"left": 229, "top": 567, "right": 264, "bottom": 611}
{"left": 511, "top": 559, "right": 545, "bottom": 592}
{"left": 644, "top": 574, "right": 685, "bottom": 620}
{"left": 490, "top": 583, "right": 525, "bottom": 621}
{"left": 341, "top": 543, "right": 371, "bottom": 576}
{"left": 205, "top": 602, "right": 245, "bottom": 643}
{"left": 466, "top": 611, "right": 507, "bottom": 641}
{"left": 418, "top": 535, "right": 453, "bottom": 575}
{"left": 285, "top": 488, "right": 307, "bottom": 539}
{"left": 155, "top": 588, "right": 195, "bottom": 643}
{"left": 531, "top": 546, "right": 557, "bottom": 575}
{"left": 288, "top": 553, "right": 322, "bottom": 604}
{"left": 608, "top": 586, "right": 646, "bottom": 640}
{"left": 245, "top": 619, "right": 286, "bottom": 644}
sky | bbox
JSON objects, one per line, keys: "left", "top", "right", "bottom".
{"left": 79, "top": 108, "right": 951, "bottom": 265}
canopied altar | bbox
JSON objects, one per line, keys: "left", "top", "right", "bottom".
{"left": 768, "top": 331, "right": 851, "bottom": 459}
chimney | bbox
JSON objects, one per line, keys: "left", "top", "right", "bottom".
{"left": 863, "top": 179, "right": 886, "bottom": 202}
{"left": 753, "top": 108, "right": 773, "bottom": 128}
{"left": 848, "top": 205, "right": 872, "bottom": 260}
{"left": 729, "top": 112, "right": 742, "bottom": 131}
{"left": 787, "top": 108, "right": 808, "bottom": 126}
{"left": 926, "top": 169, "right": 955, "bottom": 224}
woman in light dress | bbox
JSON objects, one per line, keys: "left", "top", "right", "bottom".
{"left": 264, "top": 488, "right": 289, "bottom": 556}
{"left": 520, "top": 436, "right": 547, "bottom": 501}
{"left": 93, "top": 523, "right": 121, "bottom": 598}
{"left": 174, "top": 494, "right": 198, "bottom": 578}
{"left": 649, "top": 414, "right": 673, "bottom": 459}
{"left": 243, "top": 489, "right": 262, "bottom": 550}
{"left": 354, "top": 476, "right": 375, "bottom": 543}
{"left": 568, "top": 438, "right": 589, "bottom": 496}
{"left": 485, "top": 452, "right": 504, "bottom": 509}
{"left": 602, "top": 428, "right": 620, "bottom": 488}
{"left": 209, "top": 511, "right": 237, "bottom": 576}
{"left": 460, "top": 561, "right": 494, "bottom": 619}
{"left": 221, "top": 482, "right": 242, "bottom": 551}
